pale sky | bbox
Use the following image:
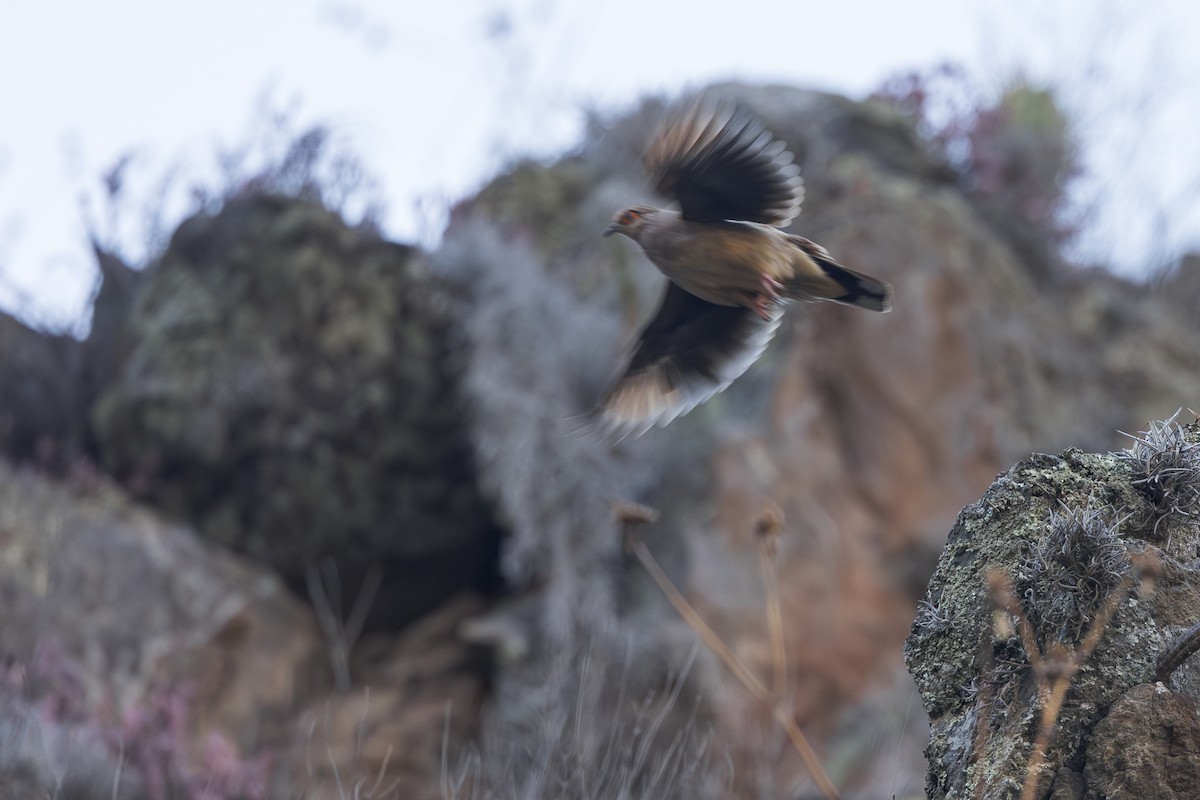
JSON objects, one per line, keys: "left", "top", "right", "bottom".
{"left": 2, "top": 1, "right": 1198, "bottom": 333}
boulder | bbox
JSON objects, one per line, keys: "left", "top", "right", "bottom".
{"left": 91, "top": 194, "right": 499, "bottom": 628}
{"left": 1084, "top": 683, "right": 1200, "bottom": 800}
{"left": 0, "top": 459, "right": 329, "bottom": 796}
{"left": 905, "top": 422, "right": 1200, "bottom": 798}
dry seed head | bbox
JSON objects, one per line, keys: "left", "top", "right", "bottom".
{"left": 1130, "top": 549, "right": 1164, "bottom": 599}
{"left": 992, "top": 609, "right": 1015, "bottom": 639}
{"left": 753, "top": 500, "right": 785, "bottom": 559}
{"left": 1038, "top": 642, "right": 1077, "bottom": 682}
{"left": 614, "top": 500, "right": 660, "bottom": 525}
{"left": 986, "top": 568, "right": 1018, "bottom": 612}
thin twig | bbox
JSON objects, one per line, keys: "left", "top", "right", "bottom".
{"left": 1155, "top": 621, "right": 1200, "bottom": 683}
{"left": 327, "top": 742, "right": 345, "bottom": 799}
{"left": 987, "top": 570, "right": 1043, "bottom": 673}
{"left": 441, "top": 703, "right": 455, "bottom": 800}
{"left": 630, "top": 537, "right": 768, "bottom": 696}
{"left": 970, "top": 641, "right": 997, "bottom": 800}
{"left": 755, "top": 502, "right": 789, "bottom": 700}
{"left": 628, "top": 535, "right": 840, "bottom": 800}
{"left": 1018, "top": 575, "right": 1132, "bottom": 800}
{"left": 307, "top": 558, "right": 382, "bottom": 692}
{"left": 1075, "top": 575, "right": 1133, "bottom": 664}
{"left": 110, "top": 738, "right": 125, "bottom": 800}
{"left": 1020, "top": 646, "right": 1076, "bottom": 800}
{"left": 369, "top": 744, "right": 394, "bottom": 798}
{"left": 759, "top": 549, "right": 788, "bottom": 700}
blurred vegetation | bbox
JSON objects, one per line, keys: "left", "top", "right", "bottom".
{"left": 469, "top": 157, "right": 598, "bottom": 259}
{"left": 85, "top": 91, "right": 387, "bottom": 277}
{"left": 874, "top": 66, "right": 1081, "bottom": 281}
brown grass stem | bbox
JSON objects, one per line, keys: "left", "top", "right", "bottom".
{"left": 628, "top": 535, "right": 840, "bottom": 800}
{"left": 758, "top": 544, "right": 789, "bottom": 701}
{"left": 1018, "top": 575, "right": 1133, "bottom": 800}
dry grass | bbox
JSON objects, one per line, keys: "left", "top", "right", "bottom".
{"left": 625, "top": 498, "right": 841, "bottom": 800}
{"left": 306, "top": 558, "right": 383, "bottom": 693}
{"left": 983, "top": 566, "right": 1136, "bottom": 800}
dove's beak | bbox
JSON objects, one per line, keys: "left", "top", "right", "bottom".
{"left": 601, "top": 223, "right": 618, "bottom": 238}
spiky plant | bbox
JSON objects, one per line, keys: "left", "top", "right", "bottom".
{"left": 1120, "top": 411, "right": 1200, "bottom": 538}
{"left": 1021, "top": 501, "right": 1129, "bottom": 644}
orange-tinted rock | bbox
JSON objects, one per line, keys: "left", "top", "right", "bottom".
{"left": 1085, "top": 683, "right": 1200, "bottom": 800}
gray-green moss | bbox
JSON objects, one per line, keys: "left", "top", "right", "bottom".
{"left": 92, "top": 194, "right": 497, "bottom": 625}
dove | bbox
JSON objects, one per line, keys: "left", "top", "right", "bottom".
{"left": 597, "top": 99, "right": 892, "bottom": 436}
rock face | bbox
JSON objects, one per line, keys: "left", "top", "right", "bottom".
{"left": 0, "top": 313, "right": 84, "bottom": 468}
{"left": 0, "top": 460, "right": 329, "bottom": 798}
{"left": 436, "top": 84, "right": 1200, "bottom": 795}
{"left": 0, "top": 459, "right": 491, "bottom": 799}
{"left": 905, "top": 421, "right": 1200, "bottom": 799}
{"left": 91, "top": 194, "right": 499, "bottom": 627}
{"left": 5, "top": 81, "right": 1200, "bottom": 798}
{"left": 1085, "top": 683, "right": 1200, "bottom": 800}
{"left": 0, "top": 244, "right": 141, "bottom": 472}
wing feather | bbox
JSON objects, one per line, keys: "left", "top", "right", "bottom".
{"left": 597, "top": 282, "right": 782, "bottom": 436}
{"left": 645, "top": 100, "right": 803, "bottom": 227}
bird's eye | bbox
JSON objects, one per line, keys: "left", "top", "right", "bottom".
{"left": 620, "top": 209, "right": 641, "bottom": 225}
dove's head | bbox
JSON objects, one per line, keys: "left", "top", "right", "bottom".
{"left": 602, "top": 205, "right": 658, "bottom": 241}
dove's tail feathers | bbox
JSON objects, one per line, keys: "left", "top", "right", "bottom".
{"left": 787, "top": 235, "right": 893, "bottom": 312}
{"left": 819, "top": 261, "right": 892, "bottom": 312}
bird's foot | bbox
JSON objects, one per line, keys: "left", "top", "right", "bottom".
{"left": 760, "top": 273, "right": 785, "bottom": 300}
{"left": 750, "top": 293, "right": 777, "bottom": 321}
{"left": 748, "top": 275, "right": 784, "bottom": 320}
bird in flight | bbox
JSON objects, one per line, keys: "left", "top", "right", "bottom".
{"left": 596, "top": 98, "right": 892, "bottom": 437}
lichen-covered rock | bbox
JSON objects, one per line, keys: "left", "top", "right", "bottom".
{"left": 905, "top": 422, "right": 1200, "bottom": 799}
{"left": 91, "top": 194, "right": 497, "bottom": 624}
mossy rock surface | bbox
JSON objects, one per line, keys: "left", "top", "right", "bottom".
{"left": 906, "top": 425, "right": 1200, "bottom": 799}
{"left": 93, "top": 194, "right": 496, "bottom": 622}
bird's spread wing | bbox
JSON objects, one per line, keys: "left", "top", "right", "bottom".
{"left": 645, "top": 100, "right": 803, "bottom": 227}
{"left": 597, "top": 282, "right": 782, "bottom": 437}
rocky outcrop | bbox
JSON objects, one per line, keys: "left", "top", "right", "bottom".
{"left": 0, "top": 244, "right": 140, "bottom": 472}
{"left": 905, "top": 420, "right": 1200, "bottom": 798}
{"left": 0, "top": 313, "right": 84, "bottom": 469}
{"left": 0, "top": 459, "right": 329, "bottom": 797}
{"left": 91, "top": 194, "right": 499, "bottom": 628}
{"left": 0, "top": 459, "right": 490, "bottom": 799}
{"left": 5, "top": 81, "right": 1200, "bottom": 797}
{"left": 439, "top": 84, "right": 1200, "bottom": 795}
